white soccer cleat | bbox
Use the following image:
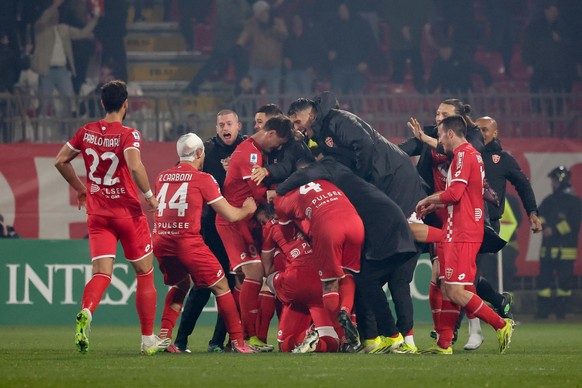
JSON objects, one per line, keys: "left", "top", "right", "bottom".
{"left": 464, "top": 318, "right": 484, "bottom": 350}
{"left": 292, "top": 331, "right": 319, "bottom": 353}
{"left": 141, "top": 335, "right": 171, "bottom": 355}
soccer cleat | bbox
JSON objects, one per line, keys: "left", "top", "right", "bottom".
{"left": 429, "top": 329, "right": 458, "bottom": 344}
{"left": 338, "top": 310, "right": 361, "bottom": 349}
{"left": 75, "top": 308, "right": 92, "bottom": 354}
{"left": 207, "top": 343, "right": 224, "bottom": 353}
{"left": 359, "top": 337, "right": 382, "bottom": 353}
{"left": 292, "top": 331, "right": 319, "bottom": 354}
{"left": 420, "top": 345, "right": 453, "bottom": 355}
{"left": 141, "top": 335, "right": 171, "bottom": 356}
{"left": 464, "top": 334, "right": 484, "bottom": 350}
{"left": 165, "top": 343, "right": 191, "bottom": 354}
{"left": 496, "top": 318, "right": 515, "bottom": 354}
{"left": 391, "top": 342, "right": 419, "bottom": 354}
{"left": 369, "top": 334, "right": 405, "bottom": 354}
{"left": 496, "top": 292, "right": 514, "bottom": 319}
{"left": 247, "top": 336, "right": 274, "bottom": 352}
{"left": 231, "top": 340, "right": 257, "bottom": 353}
{"left": 464, "top": 318, "right": 484, "bottom": 351}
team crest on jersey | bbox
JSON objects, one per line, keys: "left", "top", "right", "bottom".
{"left": 325, "top": 137, "right": 334, "bottom": 147}
{"left": 250, "top": 153, "right": 258, "bottom": 164}
{"left": 132, "top": 131, "right": 140, "bottom": 141}
{"left": 445, "top": 267, "right": 453, "bottom": 280}
{"left": 492, "top": 154, "right": 500, "bottom": 164}
{"left": 475, "top": 208, "right": 483, "bottom": 221}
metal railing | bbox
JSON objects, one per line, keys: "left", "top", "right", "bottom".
{"left": 2, "top": 88, "right": 581, "bottom": 143}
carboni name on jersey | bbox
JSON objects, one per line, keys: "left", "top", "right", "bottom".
{"left": 159, "top": 173, "right": 194, "bottom": 182}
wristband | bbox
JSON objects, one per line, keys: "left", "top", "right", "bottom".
{"left": 143, "top": 190, "right": 154, "bottom": 199}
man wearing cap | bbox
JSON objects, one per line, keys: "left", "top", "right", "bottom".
{"left": 216, "top": 114, "right": 293, "bottom": 350}
{"left": 536, "top": 166, "right": 581, "bottom": 319}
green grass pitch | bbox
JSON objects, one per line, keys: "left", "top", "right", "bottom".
{"left": 1, "top": 322, "right": 581, "bottom": 387}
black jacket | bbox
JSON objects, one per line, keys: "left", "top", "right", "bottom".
{"left": 203, "top": 134, "right": 246, "bottom": 187}
{"left": 265, "top": 137, "right": 314, "bottom": 185}
{"left": 311, "top": 91, "right": 425, "bottom": 217}
{"left": 399, "top": 124, "right": 484, "bottom": 195}
{"left": 201, "top": 134, "right": 246, "bottom": 228}
{"left": 481, "top": 138, "right": 538, "bottom": 222}
{"left": 539, "top": 188, "right": 581, "bottom": 260}
{"left": 276, "top": 157, "right": 417, "bottom": 261}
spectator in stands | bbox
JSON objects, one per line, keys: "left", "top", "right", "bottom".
{"left": 427, "top": 43, "right": 473, "bottom": 95}
{"left": 282, "top": 14, "right": 321, "bottom": 97}
{"left": 185, "top": 0, "right": 251, "bottom": 94}
{"left": 237, "top": 1, "right": 288, "bottom": 96}
{"left": 522, "top": 1, "right": 577, "bottom": 114}
{"left": 178, "top": 0, "right": 212, "bottom": 52}
{"left": 94, "top": 0, "right": 128, "bottom": 81}
{"left": 61, "top": 0, "right": 96, "bottom": 94}
{"left": 0, "top": 214, "right": 20, "bottom": 238}
{"left": 325, "top": 2, "right": 375, "bottom": 95}
{"left": 381, "top": 0, "right": 435, "bottom": 93}
{"left": 31, "top": 0, "right": 98, "bottom": 118}
{"left": 0, "top": 30, "right": 24, "bottom": 94}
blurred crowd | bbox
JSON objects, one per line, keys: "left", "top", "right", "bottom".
{"left": 0, "top": 0, "right": 581, "bottom": 141}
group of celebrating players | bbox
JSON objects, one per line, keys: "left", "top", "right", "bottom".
{"left": 57, "top": 80, "right": 542, "bottom": 355}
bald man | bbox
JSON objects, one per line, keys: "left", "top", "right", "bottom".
{"left": 461, "top": 116, "right": 542, "bottom": 350}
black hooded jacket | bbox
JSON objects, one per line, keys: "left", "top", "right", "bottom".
{"left": 481, "top": 138, "right": 538, "bottom": 221}
{"left": 276, "top": 157, "right": 417, "bottom": 261}
{"left": 310, "top": 92, "right": 426, "bottom": 217}
{"left": 264, "top": 136, "right": 314, "bottom": 185}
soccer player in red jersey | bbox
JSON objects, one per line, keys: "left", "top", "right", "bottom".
{"left": 273, "top": 179, "right": 364, "bottom": 350}
{"left": 153, "top": 133, "right": 257, "bottom": 353}
{"left": 257, "top": 206, "right": 339, "bottom": 353}
{"left": 416, "top": 116, "right": 515, "bottom": 354}
{"left": 216, "top": 114, "right": 293, "bottom": 350}
{"left": 54, "top": 80, "right": 169, "bottom": 355}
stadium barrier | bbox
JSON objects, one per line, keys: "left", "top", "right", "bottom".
{"left": 1, "top": 89, "right": 581, "bottom": 143}
{"left": 0, "top": 239, "right": 432, "bottom": 325}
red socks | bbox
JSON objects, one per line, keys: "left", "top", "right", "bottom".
{"left": 437, "top": 300, "right": 460, "bottom": 349}
{"left": 256, "top": 291, "right": 276, "bottom": 342}
{"left": 159, "top": 286, "right": 187, "bottom": 340}
{"left": 81, "top": 272, "right": 111, "bottom": 314}
{"left": 216, "top": 290, "right": 244, "bottom": 344}
{"left": 135, "top": 268, "right": 157, "bottom": 336}
{"left": 464, "top": 285, "right": 477, "bottom": 319}
{"left": 464, "top": 293, "right": 505, "bottom": 330}
{"left": 240, "top": 278, "right": 262, "bottom": 338}
{"left": 339, "top": 274, "right": 356, "bottom": 315}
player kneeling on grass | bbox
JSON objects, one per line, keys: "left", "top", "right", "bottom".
{"left": 152, "top": 133, "right": 258, "bottom": 353}
{"left": 257, "top": 205, "right": 340, "bottom": 353}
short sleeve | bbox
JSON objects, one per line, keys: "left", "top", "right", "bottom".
{"left": 123, "top": 130, "right": 142, "bottom": 152}
{"left": 200, "top": 173, "right": 223, "bottom": 204}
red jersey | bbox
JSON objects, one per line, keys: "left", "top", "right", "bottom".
{"left": 430, "top": 149, "right": 450, "bottom": 193}
{"left": 262, "top": 220, "right": 313, "bottom": 268}
{"left": 153, "top": 163, "right": 222, "bottom": 238}
{"left": 440, "top": 143, "right": 485, "bottom": 243}
{"left": 68, "top": 120, "right": 144, "bottom": 218}
{"left": 273, "top": 179, "right": 356, "bottom": 229}
{"left": 221, "top": 137, "right": 266, "bottom": 208}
